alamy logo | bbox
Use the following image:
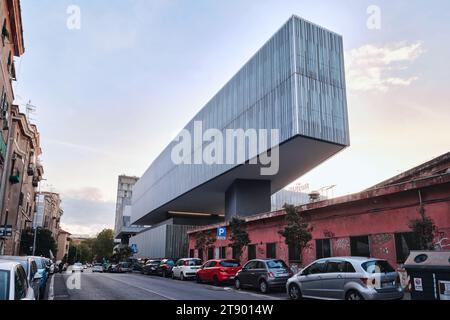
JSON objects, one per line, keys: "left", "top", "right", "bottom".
{"left": 66, "top": 5, "right": 81, "bottom": 30}
{"left": 171, "top": 121, "right": 280, "bottom": 176}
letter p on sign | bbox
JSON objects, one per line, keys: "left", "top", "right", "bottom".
{"left": 217, "top": 227, "right": 226, "bottom": 240}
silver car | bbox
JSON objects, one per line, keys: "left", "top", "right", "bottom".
{"left": 286, "top": 257, "right": 404, "bottom": 300}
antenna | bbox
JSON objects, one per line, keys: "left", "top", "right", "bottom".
{"left": 25, "top": 100, "right": 37, "bottom": 123}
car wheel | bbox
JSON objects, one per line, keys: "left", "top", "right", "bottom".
{"left": 213, "top": 276, "right": 220, "bottom": 286}
{"left": 346, "top": 290, "right": 364, "bottom": 300}
{"left": 235, "top": 278, "right": 241, "bottom": 290}
{"left": 180, "top": 273, "right": 185, "bottom": 281}
{"left": 196, "top": 274, "right": 202, "bottom": 283}
{"left": 288, "top": 284, "right": 302, "bottom": 300}
{"left": 259, "top": 280, "right": 269, "bottom": 294}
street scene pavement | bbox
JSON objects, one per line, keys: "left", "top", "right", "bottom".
{"left": 49, "top": 268, "right": 286, "bottom": 301}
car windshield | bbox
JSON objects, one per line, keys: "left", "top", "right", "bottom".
{"left": 362, "top": 260, "right": 395, "bottom": 273}
{"left": 266, "top": 260, "right": 288, "bottom": 269}
{"left": 74, "top": 263, "right": 82, "bottom": 267}
{"left": 34, "top": 259, "right": 43, "bottom": 269}
{"left": 148, "top": 261, "right": 161, "bottom": 265}
{"left": 187, "top": 260, "right": 202, "bottom": 266}
{"left": 220, "top": 260, "right": 240, "bottom": 267}
{"left": 95, "top": 263, "right": 102, "bottom": 267}
{"left": 121, "top": 263, "right": 129, "bottom": 267}
{"left": 0, "top": 270, "right": 9, "bottom": 300}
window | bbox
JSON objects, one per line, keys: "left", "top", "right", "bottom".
{"left": 0, "top": 270, "right": 9, "bottom": 300}
{"left": 207, "top": 247, "right": 214, "bottom": 260}
{"left": 288, "top": 243, "right": 301, "bottom": 262}
{"left": 243, "top": 261, "right": 258, "bottom": 270}
{"left": 266, "top": 243, "right": 276, "bottom": 259}
{"left": 189, "top": 249, "right": 195, "bottom": 258}
{"left": 220, "top": 260, "right": 240, "bottom": 267}
{"left": 316, "top": 239, "right": 332, "bottom": 259}
{"left": 232, "top": 246, "right": 239, "bottom": 260}
{"left": 304, "top": 261, "right": 327, "bottom": 275}
{"left": 14, "top": 266, "right": 27, "bottom": 300}
{"left": 219, "top": 247, "right": 226, "bottom": 259}
{"left": 198, "top": 249, "right": 203, "bottom": 261}
{"left": 362, "top": 260, "right": 395, "bottom": 274}
{"left": 395, "top": 232, "right": 419, "bottom": 263}
{"left": 350, "top": 236, "right": 370, "bottom": 257}
{"left": 247, "top": 244, "right": 256, "bottom": 260}
{"left": 266, "top": 260, "right": 288, "bottom": 269}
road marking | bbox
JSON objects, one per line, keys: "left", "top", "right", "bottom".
{"left": 101, "top": 274, "right": 176, "bottom": 300}
{"left": 48, "top": 275, "right": 55, "bottom": 300}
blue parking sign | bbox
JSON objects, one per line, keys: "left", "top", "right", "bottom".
{"left": 217, "top": 227, "right": 226, "bottom": 240}
{"left": 131, "top": 244, "right": 138, "bottom": 254}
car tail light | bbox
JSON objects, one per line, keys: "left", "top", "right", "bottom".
{"left": 396, "top": 276, "right": 401, "bottom": 285}
{"left": 361, "top": 278, "right": 376, "bottom": 286}
{"left": 268, "top": 272, "right": 275, "bottom": 278}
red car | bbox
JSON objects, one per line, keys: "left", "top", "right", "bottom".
{"left": 196, "top": 259, "right": 241, "bottom": 285}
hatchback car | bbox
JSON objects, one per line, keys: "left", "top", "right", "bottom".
{"left": 172, "top": 258, "right": 202, "bottom": 280}
{"left": 0, "top": 256, "right": 42, "bottom": 300}
{"left": 0, "top": 260, "right": 36, "bottom": 300}
{"left": 72, "top": 262, "right": 84, "bottom": 273}
{"left": 29, "top": 256, "right": 49, "bottom": 297}
{"left": 142, "top": 260, "right": 161, "bottom": 275}
{"left": 92, "top": 263, "right": 104, "bottom": 273}
{"left": 196, "top": 259, "right": 241, "bottom": 285}
{"left": 235, "top": 259, "right": 292, "bottom": 293}
{"left": 286, "top": 257, "right": 404, "bottom": 300}
{"left": 118, "top": 262, "right": 132, "bottom": 273}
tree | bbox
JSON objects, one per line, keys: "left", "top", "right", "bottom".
{"left": 195, "top": 230, "right": 216, "bottom": 259}
{"left": 92, "top": 229, "right": 114, "bottom": 261}
{"left": 279, "top": 204, "right": 313, "bottom": 263}
{"left": 22, "top": 228, "right": 58, "bottom": 258}
{"left": 112, "top": 246, "right": 132, "bottom": 263}
{"left": 228, "top": 217, "right": 250, "bottom": 261}
{"left": 409, "top": 206, "right": 437, "bottom": 250}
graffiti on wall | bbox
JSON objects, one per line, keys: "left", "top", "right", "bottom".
{"left": 335, "top": 238, "right": 350, "bottom": 251}
{"left": 371, "top": 233, "right": 393, "bottom": 255}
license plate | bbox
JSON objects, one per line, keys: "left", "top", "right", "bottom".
{"left": 381, "top": 282, "right": 394, "bottom": 288}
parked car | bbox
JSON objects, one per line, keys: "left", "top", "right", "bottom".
{"left": 0, "top": 260, "right": 36, "bottom": 300}
{"left": 0, "top": 256, "right": 42, "bottom": 300}
{"left": 72, "top": 262, "right": 84, "bottom": 273}
{"left": 286, "top": 257, "right": 404, "bottom": 300}
{"left": 29, "top": 256, "right": 49, "bottom": 297}
{"left": 83, "top": 264, "right": 87, "bottom": 270}
{"left": 156, "top": 259, "right": 175, "bottom": 277}
{"left": 235, "top": 259, "right": 292, "bottom": 294}
{"left": 118, "top": 262, "right": 132, "bottom": 273}
{"left": 109, "top": 264, "right": 121, "bottom": 273}
{"left": 172, "top": 258, "right": 202, "bottom": 280}
{"left": 142, "top": 260, "right": 161, "bottom": 275}
{"left": 92, "top": 263, "right": 104, "bottom": 273}
{"left": 196, "top": 259, "right": 241, "bottom": 285}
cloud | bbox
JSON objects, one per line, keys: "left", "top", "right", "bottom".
{"left": 59, "top": 187, "right": 116, "bottom": 237}
{"left": 345, "top": 42, "right": 424, "bottom": 92}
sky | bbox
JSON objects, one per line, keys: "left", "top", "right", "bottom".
{"left": 13, "top": 0, "right": 450, "bottom": 236}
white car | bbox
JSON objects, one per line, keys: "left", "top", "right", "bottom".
{"left": 0, "top": 260, "right": 36, "bottom": 300}
{"left": 172, "top": 258, "right": 203, "bottom": 281}
{"left": 72, "top": 263, "right": 84, "bottom": 273}
{"left": 92, "top": 263, "right": 104, "bottom": 273}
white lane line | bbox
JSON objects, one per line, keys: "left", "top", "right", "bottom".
{"left": 100, "top": 274, "right": 176, "bottom": 300}
{"left": 48, "top": 275, "right": 55, "bottom": 300}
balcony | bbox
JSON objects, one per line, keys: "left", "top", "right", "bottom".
{"left": 9, "top": 174, "right": 20, "bottom": 184}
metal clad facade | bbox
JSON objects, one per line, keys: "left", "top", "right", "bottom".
{"left": 132, "top": 16, "right": 349, "bottom": 224}
{"left": 130, "top": 225, "right": 167, "bottom": 259}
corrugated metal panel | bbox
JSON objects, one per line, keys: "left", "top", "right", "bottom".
{"left": 132, "top": 15, "right": 349, "bottom": 224}
{"left": 166, "top": 225, "right": 195, "bottom": 259}
{"left": 130, "top": 225, "right": 167, "bottom": 259}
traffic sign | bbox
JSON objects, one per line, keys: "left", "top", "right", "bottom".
{"left": 131, "top": 244, "right": 138, "bottom": 254}
{"left": 217, "top": 227, "right": 226, "bottom": 240}
{"left": 0, "top": 225, "right": 12, "bottom": 237}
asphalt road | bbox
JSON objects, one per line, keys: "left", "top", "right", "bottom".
{"left": 49, "top": 269, "right": 288, "bottom": 300}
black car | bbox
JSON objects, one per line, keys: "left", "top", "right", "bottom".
{"left": 235, "top": 259, "right": 292, "bottom": 294}
{"left": 142, "top": 260, "right": 161, "bottom": 275}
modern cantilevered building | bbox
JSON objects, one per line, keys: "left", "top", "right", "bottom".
{"left": 131, "top": 15, "right": 349, "bottom": 229}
